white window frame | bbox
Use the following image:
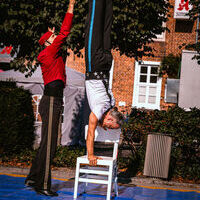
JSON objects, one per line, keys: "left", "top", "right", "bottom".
{"left": 32, "top": 95, "right": 42, "bottom": 124}
{"left": 153, "top": 22, "right": 166, "bottom": 42}
{"left": 32, "top": 94, "right": 65, "bottom": 124}
{"left": 132, "top": 61, "right": 162, "bottom": 110}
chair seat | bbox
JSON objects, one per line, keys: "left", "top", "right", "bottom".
{"left": 77, "top": 155, "right": 116, "bottom": 166}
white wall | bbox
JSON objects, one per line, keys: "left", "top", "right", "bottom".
{"left": 178, "top": 50, "right": 200, "bottom": 109}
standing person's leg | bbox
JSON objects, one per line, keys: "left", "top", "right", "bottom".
{"left": 25, "top": 96, "right": 62, "bottom": 194}
{"left": 36, "top": 96, "right": 62, "bottom": 191}
{"left": 25, "top": 95, "right": 50, "bottom": 186}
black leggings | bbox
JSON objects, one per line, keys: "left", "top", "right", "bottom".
{"left": 85, "top": 0, "right": 113, "bottom": 74}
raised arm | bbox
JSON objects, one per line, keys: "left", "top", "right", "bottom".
{"left": 49, "top": 0, "right": 75, "bottom": 53}
{"left": 86, "top": 112, "right": 102, "bottom": 166}
{"left": 60, "top": 0, "right": 75, "bottom": 35}
{"left": 67, "top": 0, "right": 75, "bottom": 13}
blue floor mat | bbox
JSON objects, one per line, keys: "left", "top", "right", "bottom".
{"left": 0, "top": 175, "right": 199, "bottom": 200}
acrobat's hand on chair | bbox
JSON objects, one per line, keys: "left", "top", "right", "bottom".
{"left": 88, "top": 155, "right": 102, "bottom": 166}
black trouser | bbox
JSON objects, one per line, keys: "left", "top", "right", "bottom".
{"left": 85, "top": 0, "right": 113, "bottom": 74}
{"left": 26, "top": 95, "right": 63, "bottom": 190}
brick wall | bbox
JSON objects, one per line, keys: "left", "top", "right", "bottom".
{"left": 66, "top": 0, "right": 197, "bottom": 113}
{"left": 66, "top": 49, "right": 85, "bottom": 74}
{"left": 165, "top": 0, "right": 196, "bottom": 56}
{"left": 112, "top": 50, "right": 135, "bottom": 113}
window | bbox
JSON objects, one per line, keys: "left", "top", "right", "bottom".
{"left": 32, "top": 94, "right": 65, "bottom": 124}
{"left": 132, "top": 61, "right": 162, "bottom": 110}
{"left": 32, "top": 95, "right": 42, "bottom": 123}
{"left": 175, "top": 20, "right": 194, "bottom": 33}
{"left": 153, "top": 23, "right": 166, "bottom": 42}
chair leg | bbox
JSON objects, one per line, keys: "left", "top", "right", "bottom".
{"left": 114, "top": 176, "right": 118, "bottom": 197}
{"left": 73, "top": 161, "right": 80, "bottom": 199}
{"left": 83, "top": 173, "right": 88, "bottom": 193}
{"left": 107, "top": 164, "right": 113, "bottom": 200}
{"left": 113, "top": 163, "right": 118, "bottom": 197}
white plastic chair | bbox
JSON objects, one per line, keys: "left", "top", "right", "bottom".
{"left": 73, "top": 125, "right": 121, "bottom": 200}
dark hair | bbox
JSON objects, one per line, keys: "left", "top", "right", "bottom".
{"left": 109, "top": 107, "right": 125, "bottom": 126}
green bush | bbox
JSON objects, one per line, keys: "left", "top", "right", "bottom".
{"left": 0, "top": 146, "right": 85, "bottom": 169}
{"left": 122, "top": 106, "right": 200, "bottom": 182}
{"left": 159, "top": 54, "right": 181, "bottom": 78}
{"left": 0, "top": 148, "right": 37, "bottom": 166}
{"left": 53, "top": 146, "right": 85, "bottom": 168}
{"left": 0, "top": 81, "right": 35, "bottom": 155}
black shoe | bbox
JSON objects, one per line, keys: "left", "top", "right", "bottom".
{"left": 35, "top": 189, "right": 58, "bottom": 197}
{"left": 25, "top": 179, "right": 36, "bottom": 188}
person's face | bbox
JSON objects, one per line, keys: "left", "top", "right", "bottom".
{"left": 45, "top": 33, "right": 57, "bottom": 46}
{"left": 101, "top": 112, "right": 120, "bottom": 130}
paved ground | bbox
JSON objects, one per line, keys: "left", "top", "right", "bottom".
{"left": 1, "top": 174, "right": 199, "bottom": 200}
{"left": 0, "top": 165, "right": 199, "bottom": 193}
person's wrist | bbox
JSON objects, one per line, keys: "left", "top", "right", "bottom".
{"left": 69, "top": 3, "right": 75, "bottom": 7}
{"left": 67, "top": 3, "right": 74, "bottom": 13}
{"left": 68, "top": 3, "right": 74, "bottom": 10}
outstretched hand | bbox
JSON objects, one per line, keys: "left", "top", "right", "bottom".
{"left": 48, "top": 27, "right": 55, "bottom": 33}
{"left": 69, "top": 0, "right": 76, "bottom": 5}
{"left": 67, "top": 0, "right": 75, "bottom": 13}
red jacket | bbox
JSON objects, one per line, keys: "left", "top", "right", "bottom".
{"left": 37, "top": 13, "right": 73, "bottom": 86}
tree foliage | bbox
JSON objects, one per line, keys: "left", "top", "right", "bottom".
{"left": 185, "top": 0, "right": 200, "bottom": 64}
{"left": 159, "top": 54, "right": 181, "bottom": 78}
{"left": 0, "top": 81, "right": 35, "bottom": 155}
{"left": 0, "top": 0, "right": 170, "bottom": 75}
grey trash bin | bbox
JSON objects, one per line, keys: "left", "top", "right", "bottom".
{"left": 143, "top": 133, "right": 172, "bottom": 179}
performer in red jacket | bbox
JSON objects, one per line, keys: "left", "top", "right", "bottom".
{"left": 25, "top": 0, "right": 76, "bottom": 196}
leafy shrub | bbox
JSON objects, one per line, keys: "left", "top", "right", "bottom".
{"left": 0, "top": 81, "right": 35, "bottom": 155}
{"left": 53, "top": 146, "right": 85, "bottom": 168}
{"left": 0, "top": 145, "right": 85, "bottom": 169}
{"left": 122, "top": 106, "right": 200, "bottom": 182}
{"left": 0, "top": 148, "right": 37, "bottom": 167}
{"left": 159, "top": 54, "right": 181, "bottom": 78}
